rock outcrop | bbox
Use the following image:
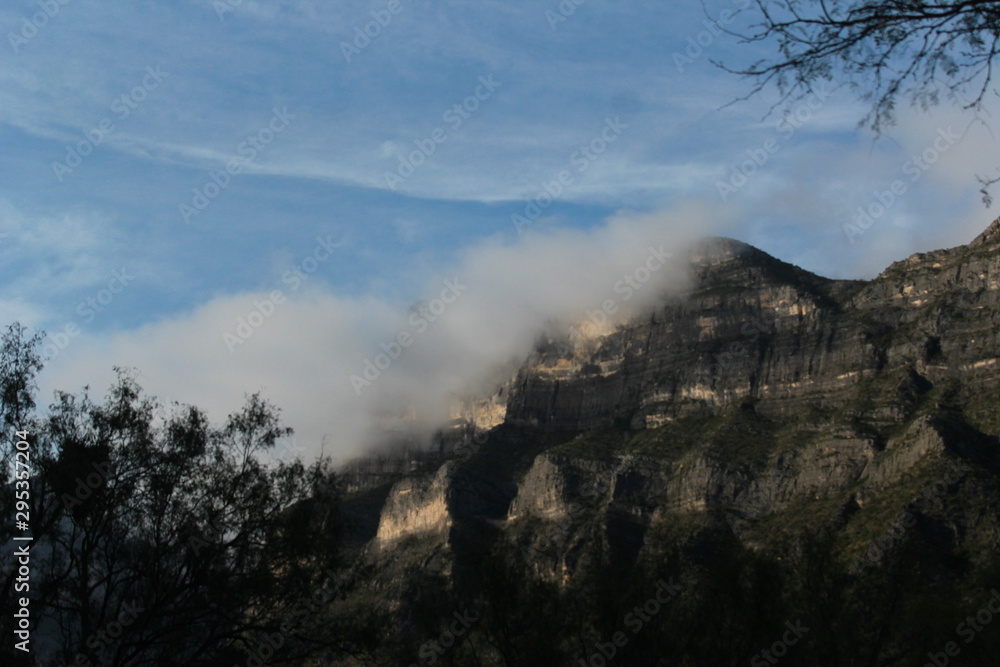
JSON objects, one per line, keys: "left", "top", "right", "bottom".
{"left": 346, "top": 218, "right": 1000, "bottom": 589}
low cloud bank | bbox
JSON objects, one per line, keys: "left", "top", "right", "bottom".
{"left": 37, "top": 202, "right": 734, "bottom": 462}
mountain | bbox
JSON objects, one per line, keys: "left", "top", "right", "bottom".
{"left": 324, "top": 219, "right": 1000, "bottom": 666}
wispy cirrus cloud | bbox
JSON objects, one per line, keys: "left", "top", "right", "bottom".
{"left": 3, "top": 0, "right": 1000, "bottom": 463}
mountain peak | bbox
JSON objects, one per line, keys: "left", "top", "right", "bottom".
{"left": 971, "top": 216, "right": 1000, "bottom": 247}
{"left": 689, "top": 235, "right": 759, "bottom": 263}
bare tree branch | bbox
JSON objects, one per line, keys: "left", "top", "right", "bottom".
{"left": 720, "top": 0, "right": 1000, "bottom": 202}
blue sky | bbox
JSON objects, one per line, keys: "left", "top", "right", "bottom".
{"left": 3, "top": 0, "right": 999, "bottom": 459}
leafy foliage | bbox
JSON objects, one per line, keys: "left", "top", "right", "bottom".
{"left": 0, "top": 324, "right": 342, "bottom": 667}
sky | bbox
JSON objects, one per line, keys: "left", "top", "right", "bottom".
{"left": 3, "top": 0, "right": 1000, "bottom": 462}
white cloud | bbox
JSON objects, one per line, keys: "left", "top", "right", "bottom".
{"left": 35, "top": 202, "right": 733, "bottom": 462}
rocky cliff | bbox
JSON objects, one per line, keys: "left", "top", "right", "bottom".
{"left": 324, "top": 219, "right": 1000, "bottom": 665}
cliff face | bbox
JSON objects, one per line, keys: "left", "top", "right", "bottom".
{"left": 346, "top": 219, "right": 1000, "bottom": 591}
{"left": 505, "top": 226, "right": 1000, "bottom": 435}
{"left": 505, "top": 237, "right": 869, "bottom": 431}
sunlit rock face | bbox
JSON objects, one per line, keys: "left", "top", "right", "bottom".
{"left": 504, "top": 236, "right": 867, "bottom": 431}
{"left": 347, "top": 219, "right": 1000, "bottom": 590}
{"left": 504, "top": 225, "right": 1000, "bottom": 435}
{"left": 374, "top": 463, "right": 454, "bottom": 545}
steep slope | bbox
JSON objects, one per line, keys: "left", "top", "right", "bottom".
{"left": 505, "top": 236, "right": 868, "bottom": 431}
{"left": 319, "top": 219, "right": 1000, "bottom": 666}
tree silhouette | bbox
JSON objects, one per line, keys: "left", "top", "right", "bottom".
{"left": 725, "top": 1, "right": 1000, "bottom": 127}
{"left": 0, "top": 324, "right": 342, "bottom": 666}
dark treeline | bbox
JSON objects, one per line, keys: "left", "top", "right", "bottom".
{"left": 328, "top": 516, "right": 1000, "bottom": 666}
{"left": 4, "top": 319, "right": 1000, "bottom": 666}
{"left": 0, "top": 323, "right": 342, "bottom": 667}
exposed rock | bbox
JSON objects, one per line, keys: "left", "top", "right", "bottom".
{"left": 347, "top": 218, "right": 1000, "bottom": 590}
{"left": 375, "top": 463, "right": 455, "bottom": 545}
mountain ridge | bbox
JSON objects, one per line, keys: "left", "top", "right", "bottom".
{"left": 327, "top": 218, "right": 1000, "bottom": 665}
